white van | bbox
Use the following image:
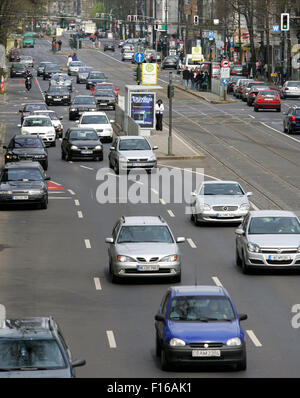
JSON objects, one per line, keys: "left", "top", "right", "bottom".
{"left": 179, "top": 54, "right": 205, "bottom": 72}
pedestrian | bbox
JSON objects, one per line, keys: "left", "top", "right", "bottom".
{"left": 190, "top": 68, "right": 195, "bottom": 89}
{"left": 72, "top": 52, "right": 78, "bottom": 61}
{"left": 67, "top": 54, "right": 73, "bottom": 66}
{"left": 182, "top": 67, "right": 190, "bottom": 90}
{"left": 56, "top": 42, "right": 59, "bottom": 52}
{"left": 195, "top": 70, "right": 203, "bottom": 91}
{"left": 155, "top": 99, "right": 164, "bottom": 131}
{"left": 58, "top": 39, "right": 62, "bottom": 51}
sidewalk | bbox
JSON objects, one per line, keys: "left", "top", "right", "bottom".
{"left": 174, "top": 81, "right": 237, "bottom": 104}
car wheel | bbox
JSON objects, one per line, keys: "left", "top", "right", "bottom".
{"left": 241, "top": 255, "right": 250, "bottom": 274}
{"left": 254, "top": 106, "right": 258, "bottom": 112}
{"left": 40, "top": 198, "right": 48, "bottom": 209}
{"left": 98, "top": 153, "right": 103, "bottom": 161}
{"left": 69, "top": 114, "right": 73, "bottom": 121}
{"left": 160, "top": 348, "right": 170, "bottom": 371}
{"left": 172, "top": 273, "right": 181, "bottom": 283}
{"left": 276, "top": 107, "right": 281, "bottom": 112}
{"left": 236, "top": 248, "right": 242, "bottom": 267}
{"left": 235, "top": 350, "right": 247, "bottom": 371}
{"left": 114, "top": 162, "right": 119, "bottom": 175}
{"left": 156, "top": 332, "right": 161, "bottom": 357}
{"left": 193, "top": 214, "right": 202, "bottom": 226}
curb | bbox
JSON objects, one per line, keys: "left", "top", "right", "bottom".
{"left": 174, "top": 83, "right": 238, "bottom": 104}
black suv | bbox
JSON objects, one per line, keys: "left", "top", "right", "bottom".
{"left": 10, "top": 62, "right": 27, "bottom": 78}
{"left": 283, "top": 106, "right": 300, "bottom": 134}
{"left": 69, "top": 95, "right": 97, "bottom": 120}
{"left": 4, "top": 135, "right": 48, "bottom": 170}
{"left": 0, "top": 317, "right": 86, "bottom": 378}
{"left": 45, "top": 86, "right": 71, "bottom": 106}
{"left": 0, "top": 161, "right": 49, "bottom": 209}
{"left": 19, "top": 103, "right": 48, "bottom": 124}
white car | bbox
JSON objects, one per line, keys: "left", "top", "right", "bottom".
{"left": 20, "top": 56, "right": 34, "bottom": 68}
{"left": 30, "top": 110, "right": 64, "bottom": 138}
{"left": 19, "top": 115, "right": 56, "bottom": 147}
{"left": 280, "top": 81, "right": 300, "bottom": 99}
{"left": 68, "top": 61, "right": 86, "bottom": 76}
{"left": 76, "top": 112, "right": 113, "bottom": 142}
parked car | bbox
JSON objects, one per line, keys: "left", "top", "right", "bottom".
{"left": 190, "top": 180, "right": 252, "bottom": 225}
{"left": 227, "top": 76, "right": 245, "bottom": 93}
{"left": 241, "top": 82, "right": 268, "bottom": 102}
{"left": 44, "top": 86, "right": 71, "bottom": 106}
{"left": 283, "top": 106, "right": 300, "bottom": 134}
{"left": 122, "top": 49, "right": 135, "bottom": 62}
{"left": 10, "top": 62, "right": 27, "bottom": 78}
{"left": 61, "top": 128, "right": 103, "bottom": 161}
{"left": 105, "top": 216, "right": 185, "bottom": 282}
{"left": 69, "top": 95, "right": 97, "bottom": 120}
{"left": 76, "top": 111, "right": 113, "bottom": 141}
{"left": 246, "top": 85, "right": 270, "bottom": 106}
{"left": 254, "top": 90, "right": 281, "bottom": 112}
{"left": 3, "top": 135, "right": 48, "bottom": 170}
{"left": 280, "top": 81, "right": 300, "bottom": 99}
{"left": 0, "top": 317, "right": 86, "bottom": 377}
{"left": 0, "top": 162, "right": 49, "bottom": 209}
{"left": 235, "top": 79, "right": 254, "bottom": 99}
{"left": 233, "top": 78, "right": 251, "bottom": 98}
{"left": 19, "top": 115, "right": 56, "bottom": 147}
{"left": 155, "top": 285, "right": 248, "bottom": 370}
{"left": 235, "top": 210, "right": 300, "bottom": 274}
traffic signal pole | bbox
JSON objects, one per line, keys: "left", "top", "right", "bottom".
{"left": 168, "top": 72, "right": 174, "bottom": 156}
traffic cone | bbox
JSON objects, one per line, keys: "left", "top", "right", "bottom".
{"left": 0, "top": 76, "right": 4, "bottom": 92}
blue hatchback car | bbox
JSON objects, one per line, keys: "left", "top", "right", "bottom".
{"left": 155, "top": 286, "right": 248, "bottom": 371}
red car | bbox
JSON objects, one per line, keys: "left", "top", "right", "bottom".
{"left": 90, "top": 82, "right": 120, "bottom": 97}
{"left": 254, "top": 90, "right": 281, "bottom": 112}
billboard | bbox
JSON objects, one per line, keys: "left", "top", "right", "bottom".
{"left": 130, "top": 92, "right": 155, "bottom": 129}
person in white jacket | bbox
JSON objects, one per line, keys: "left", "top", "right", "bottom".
{"left": 67, "top": 55, "right": 73, "bottom": 66}
{"left": 155, "top": 99, "right": 164, "bottom": 131}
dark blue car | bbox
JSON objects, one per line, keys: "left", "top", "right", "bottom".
{"left": 155, "top": 286, "right": 247, "bottom": 371}
{"left": 283, "top": 106, "right": 300, "bottom": 134}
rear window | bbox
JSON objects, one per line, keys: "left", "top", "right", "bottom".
{"left": 293, "top": 109, "right": 300, "bottom": 116}
{"left": 287, "top": 82, "right": 300, "bottom": 87}
{"left": 258, "top": 91, "right": 278, "bottom": 97}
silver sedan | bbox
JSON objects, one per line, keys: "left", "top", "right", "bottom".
{"left": 190, "top": 180, "right": 252, "bottom": 225}
{"left": 235, "top": 210, "right": 300, "bottom": 274}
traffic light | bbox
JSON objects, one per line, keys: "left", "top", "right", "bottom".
{"left": 194, "top": 16, "right": 199, "bottom": 25}
{"left": 281, "top": 13, "right": 289, "bottom": 31}
{"left": 127, "top": 15, "right": 132, "bottom": 22}
{"left": 133, "top": 15, "right": 137, "bottom": 22}
{"left": 167, "top": 84, "right": 174, "bottom": 98}
{"left": 134, "top": 65, "right": 142, "bottom": 84}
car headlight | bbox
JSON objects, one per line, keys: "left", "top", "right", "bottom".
{"left": 247, "top": 242, "right": 261, "bottom": 253}
{"left": 94, "top": 145, "right": 102, "bottom": 150}
{"left": 63, "top": 96, "right": 69, "bottom": 98}
{"left": 29, "top": 189, "right": 45, "bottom": 195}
{"left": 297, "top": 246, "right": 300, "bottom": 253}
{"left": 47, "top": 95, "right": 52, "bottom": 98}
{"left": 117, "top": 255, "right": 136, "bottom": 263}
{"left": 105, "top": 128, "right": 112, "bottom": 133}
{"left": 71, "top": 145, "right": 79, "bottom": 150}
{"left": 148, "top": 155, "right": 156, "bottom": 161}
{"left": 169, "top": 338, "right": 186, "bottom": 347}
{"left": 226, "top": 337, "right": 242, "bottom": 346}
{"left": 160, "top": 255, "right": 178, "bottom": 262}
{"left": 0, "top": 190, "right": 11, "bottom": 195}
{"left": 70, "top": 108, "right": 76, "bottom": 111}
{"left": 198, "top": 203, "right": 211, "bottom": 211}
{"left": 119, "top": 156, "right": 127, "bottom": 162}
{"left": 240, "top": 203, "right": 250, "bottom": 211}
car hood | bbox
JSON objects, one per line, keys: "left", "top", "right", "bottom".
{"left": 94, "top": 94, "right": 116, "bottom": 100}
{"left": 88, "top": 79, "right": 106, "bottom": 83}
{"left": 115, "top": 242, "right": 178, "bottom": 256}
{"left": 119, "top": 150, "right": 154, "bottom": 159}
{"left": 0, "top": 181, "right": 45, "bottom": 190}
{"left": 71, "top": 105, "right": 96, "bottom": 109}
{"left": 167, "top": 320, "right": 240, "bottom": 344}
{"left": 10, "top": 148, "right": 46, "bottom": 155}
{"left": 78, "top": 73, "right": 89, "bottom": 78}
{"left": 0, "top": 368, "right": 71, "bottom": 378}
{"left": 197, "top": 195, "right": 248, "bottom": 206}
{"left": 69, "top": 140, "right": 101, "bottom": 146}
{"left": 246, "top": 234, "right": 300, "bottom": 247}
{"left": 21, "top": 126, "right": 55, "bottom": 133}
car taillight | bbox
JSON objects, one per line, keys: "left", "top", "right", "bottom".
{"left": 285, "top": 87, "right": 289, "bottom": 91}
{"left": 291, "top": 116, "right": 296, "bottom": 122}
{"left": 250, "top": 93, "right": 255, "bottom": 97}
{"left": 230, "top": 83, "right": 234, "bottom": 87}
{"left": 241, "top": 88, "right": 244, "bottom": 91}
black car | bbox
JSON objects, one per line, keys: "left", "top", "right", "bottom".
{"left": 9, "top": 48, "right": 23, "bottom": 62}
{"left": 4, "top": 135, "right": 48, "bottom": 170}
{"left": 0, "top": 161, "right": 49, "bottom": 209}
{"left": 19, "top": 103, "right": 48, "bottom": 124}
{"left": 0, "top": 317, "right": 86, "bottom": 378}
{"left": 76, "top": 66, "right": 94, "bottom": 84}
{"left": 37, "top": 61, "right": 53, "bottom": 76}
{"left": 43, "top": 64, "right": 61, "bottom": 80}
{"left": 246, "top": 85, "right": 270, "bottom": 106}
{"left": 161, "top": 56, "right": 179, "bottom": 70}
{"left": 61, "top": 128, "right": 103, "bottom": 161}
{"left": 230, "top": 64, "right": 248, "bottom": 77}
{"left": 283, "top": 106, "right": 300, "bottom": 134}
{"left": 104, "top": 42, "right": 115, "bottom": 51}
{"left": 69, "top": 95, "right": 97, "bottom": 120}
{"left": 10, "top": 62, "right": 27, "bottom": 78}
{"left": 93, "top": 89, "right": 117, "bottom": 110}
{"left": 45, "top": 86, "right": 71, "bottom": 106}
{"left": 86, "top": 71, "right": 107, "bottom": 89}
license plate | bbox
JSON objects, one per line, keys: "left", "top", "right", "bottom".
{"left": 13, "top": 196, "right": 28, "bottom": 200}
{"left": 192, "top": 350, "right": 221, "bottom": 357}
{"left": 137, "top": 265, "right": 159, "bottom": 271}
{"left": 53, "top": 98, "right": 62, "bottom": 101}
{"left": 268, "top": 255, "right": 291, "bottom": 261}
{"left": 264, "top": 98, "right": 273, "bottom": 101}
{"left": 81, "top": 150, "right": 93, "bottom": 154}
{"left": 216, "top": 213, "right": 235, "bottom": 218}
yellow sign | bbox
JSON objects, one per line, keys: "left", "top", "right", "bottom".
{"left": 142, "top": 63, "right": 157, "bottom": 85}
{"left": 192, "top": 47, "right": 203, "bottom": 61}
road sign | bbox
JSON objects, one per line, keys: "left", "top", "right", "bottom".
{"left": 208, "top": 31, "right": 214, "bottom": 40}
{"left": 192, "top": 47, "right": 203, "bottom": 61}
{"left": 142, "top": 63, "right": 157, "bottom": 85}
{"left": 221, "top": 78, "right": 229, "bottom": 86}
{"left": 221, "top": 59, "right": 230, "bottom": 68}
{"left": 272, "top": 24, "right": 280, "bottom": 33}
{"left": 135, "top": 52, "right": 145, "bottom": 64}
{"left": 220, "top": 67, "right": 230, "bottom": 78}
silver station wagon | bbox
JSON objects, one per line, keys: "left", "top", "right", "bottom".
{"left": 235, "top": 210, "right": 300, "bottom": 273}
{"left": 190, "top": 181, "right": 252, "bottom": 225}
{"left": 105, "top": 216, "right": 185, "bottom": 282}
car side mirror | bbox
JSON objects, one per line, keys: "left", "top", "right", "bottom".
{"left": 246, "top": 192, "right": 253, "bottom": 197}
{"left": 45, "top": 176, "right": 51, "bottom": 181}
{"left": 238, "top": 313, "right": 248, "bottom": 321}
{"left": 17, "top": 124, "right": 21, "bottom": 128}
{"left": 155, "top": 313, "right": 165, "bottom": 322}
{"left": 59, "top": 116, "right": 63, "bottom": 120}
{"left": 176, "top": 237, "right": 185, "bottom": 243}
{"left": 71, "top": 358, "right": 86, "bottom": 368}
{"left": 152, "top": 146, "right": 158, "bottom": 150}
{"left": 105, "top": 237, "right": 114, "bottom": 244}
{"left": 110, "top": 146, "right": 115, "bottom": 151}
{"left": 235, "top": 228, "right": 245, "bottom": 236}
{"left": 110, "top": 119, "right": 115, "bottom": 123}
{"left": 75, "top": 120, "right": 79, "bottom": 124}
{"left": 191, "top": 191, "right": 197, "bottom": 197}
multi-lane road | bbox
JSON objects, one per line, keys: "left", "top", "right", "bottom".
{"left": 0, "top": 37, "right": 299, "bottom": 378}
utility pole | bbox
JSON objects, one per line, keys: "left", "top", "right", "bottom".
{"left": 167, "top": 72, "right": 174, "bottom": 156}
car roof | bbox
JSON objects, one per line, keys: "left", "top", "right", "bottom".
{"left": 24, "top": 115, "right": 51, "bottom": 119}
{"left": 74, "top": 95, "right": 94, "bottom": 98}
{"left": 249, "top": 210, "right": 297, "bottom": 218}
{"left": 121, "top": 216, "right": 167, "bottom": 226}
{"left": 203, "top": 180, "right": 240, "bottom": 185}
{"left": 13, "top": 134, "right": 42, "bottom": 140}
{"left": 4, "top": 161, "right": 43, "bottom": 169}
{"left": 0, "top": 318, "right": 54, "bottom": 339}
{"left": 81, "top": 111, "right": 106, "bottom": 116}
{"left": 119, "top": 136, "right": 147, "bottom": 141}
{"left": 170, "top": 285, "right": 226, "bottom": 297}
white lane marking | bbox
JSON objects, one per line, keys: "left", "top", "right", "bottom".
{"left": 187, "top": 238, "right": 197, "bottom": 248}
{"left": 260, "top": 121, "right": 300, "bottom": 144}
{"left": 106, "top": 330, "right": 117, "bottom": 348}
{"left": 250, "top": 201, "right": 260, "bottom": 211}
{"left": 50, "top": 180, "right": 62, "bottom": 186}
{"left": 212, "top": 276, "right": 223, "bottom": 287}
{"left": 84, "top": 239, "right": 91, "bottom": 249}
{"left": 68, "top": 189, "right": 76, "bottom": 195}
{"left": 35, "top": 77, "right": 45, "bottom": 100}
{"left": 74, "top": 199, "right": 80, "bottom": 206}
{"left": 160, "top": 198, "right": 166, "bottom": 205}
{"left": 157, "top": 163, "right": 220, "bottom": 181}
{"left": 167, "top": 209, "right": 175, "bottom": 217}
{"left": 94, "top": 277, "right": 102, "bottom": 291}
{"left": 80, "top": 165, "right": 94, "bottom": 170}
{"left": 248, "top": 114, "right": 255, "bottom": 119}
{"left": 48, "top": 197, "right": 72, "bottom": 200}
{"left": 77, "top": 211, "right": 83, "bottom": 218}
{"left": 173, "top": 131, "right": 203, "bottom": 156}
{"left": 151, "top": 188, "right": 159, "bottom": 195}
{"left": 246, "top": 330, "right": 262, "bottom": 347}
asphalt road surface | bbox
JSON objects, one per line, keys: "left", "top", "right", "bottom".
{"left": 0, "top": 38, "right": 299, "bottom": 378}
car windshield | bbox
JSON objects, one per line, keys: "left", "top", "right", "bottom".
{"left": 252, "top": 86, "right": 269, "bottom": 92}
{"left": 0, "top": 339, "right": 66, "bottom": 370}
{"left": 287, "top": 82, "right": 300, "bottom": 87}
{"left": 34, "top": 112, "right": 58, "bottom": 120}
{"left": 169, "top": 296, "right": 236, "bottom": 321}
{"left": 73, "top": 97, "right": 95, "bottom": 105}
{"left": 232, "top": 66, "right": 243, "bottom": 70}
{"left": 39, "top": 62, "right": 51, "bottom": 67}
{"left": 21, "top": 57, "right": 32, "bottom": 61}
{"left": 259, "top": 91, "right": 277, "bottom": 97}
{"left": 23, "top": 118, "right": 52, "bottom": 127}
{"left": 13, "top": 64, "right": 25, "bottom": 69}
{"left": 248, "top": 217, "right": 300, "bottom": 234}
{"left": 46, "top": 65, "right": 59, "bottom": 71}
{"left": 51, "top": 75, "right": 70, "bottom": 82}
{"left": 117, "top": 225, "right": 174, "bottom": 243}
{"left": 201, "top": 183, "right": 244, "bottom": 195}
{"left": 119, "top": 139, "right": 151, "bottom": 151}
{"left": 14, "top": 138, "right": 44, "bottom": 148}
{"left": 24, "top": 104, "right": 47, "bottom": 112}
{"left": 2, "top": 168, "right": 43, "bottom": 182}
{"left": 70, "top": 62, "right": 84, "bottom": 67}
{"left": 89, "top": 72, "right": 106, "bottom": 79}
{"left": 80, "top": 115, "right": 108, "bottom": 124}
{"left": 294, "top": 109, "right": 300, "bottom": 115}
{"left": 69, "top": 130, "right": 98, "bottom": 140}
{"left": 48, "top": 87, "right": 69, "bottom": 94}
{"left": 78, "top": 68, "right": 92, "bottom": 73}
{"left": 94, "top": 90, "right": 115, "bottom": 97}
{"left": 95, "top": 84, "right": 114, "bottom": 90}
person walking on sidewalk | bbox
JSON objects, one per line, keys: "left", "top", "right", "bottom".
{"left": 155, "top": 99, "right": 164, "bottom": 131}
{"left": 57, "top": 39, "right": 62, "bottom": 51}
{"left": 183, "top": 67, "right": 190, "bottom": 90}
{"left": 190, "top": 68, "right": 195, "bottom": 89}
